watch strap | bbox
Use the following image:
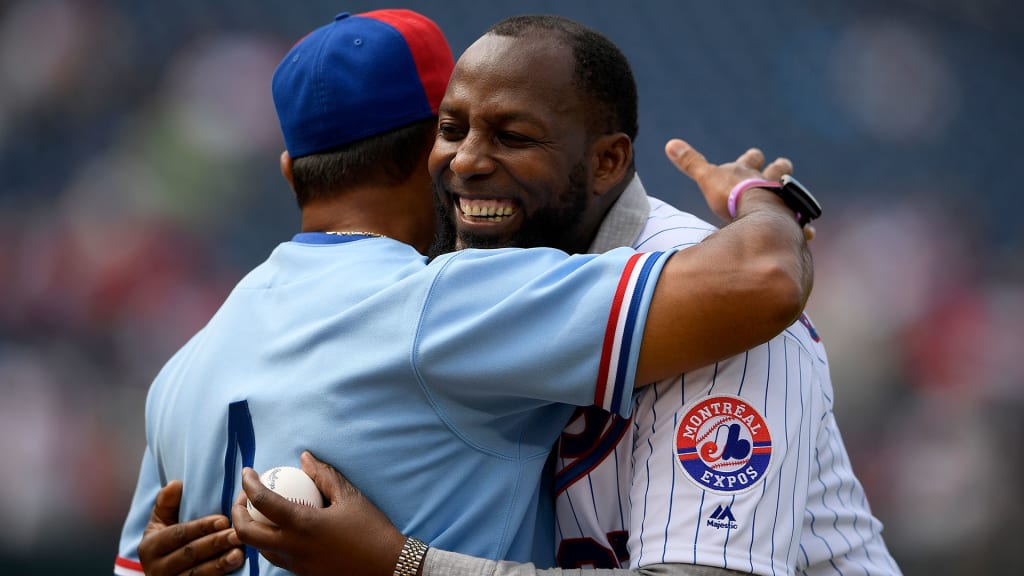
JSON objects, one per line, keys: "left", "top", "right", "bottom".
{"left": 394, "top": 537, "right": 429, "bottom": 576}
{"left": 727, "top": 178, "right": 780, "bottom": 219}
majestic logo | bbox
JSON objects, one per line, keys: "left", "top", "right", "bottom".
{"left": 675, "top": 395, "right": 772, "bottom": 494}
{"left": 708, "top": 505, "right": 738, "bottom": 530}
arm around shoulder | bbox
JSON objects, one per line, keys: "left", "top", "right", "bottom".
{"left": 635, "top": 142, "right": 813, "bottom": 384}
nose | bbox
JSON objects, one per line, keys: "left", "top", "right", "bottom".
{"left": 447, "top": 131, "right": 495, "bottom": 178}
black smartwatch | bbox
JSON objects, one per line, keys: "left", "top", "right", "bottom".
{"left": 727, "top": 175, "right": 822, "bottom": 226}
{"left": 775, "top": 175, "right": 822, "bottom": 226}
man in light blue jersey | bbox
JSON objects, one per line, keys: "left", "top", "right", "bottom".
{"left": 213, "top": 14, "right": 899, "bottom": 576}
{"left": 116, "top": 9, "right": 814, "bottom": 576}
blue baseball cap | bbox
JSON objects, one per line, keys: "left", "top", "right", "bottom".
{"left": 272, "top": 9, "right": 454, "bottom": 158}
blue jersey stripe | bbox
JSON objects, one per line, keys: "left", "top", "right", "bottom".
{"left": 610, "top": 252, "right": 663, "bottom": 413}
{"left": 554, "top": 417, "right": 631, "bottom": 493}
{"left": 770, "top": 340, "right": 782, "bottom": 576}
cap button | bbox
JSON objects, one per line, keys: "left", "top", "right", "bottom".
{"left": 335, "top": 12, "right": 350, "bottom": 21}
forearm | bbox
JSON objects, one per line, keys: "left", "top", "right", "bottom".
{"left": 724, "top": 187, "right": 814, "bottom": 314}
{"left": 639, "top": 189, "right": 812, "bottom": 382}
{"left": 423, "top": 549, "right": 747, "bottom": 576}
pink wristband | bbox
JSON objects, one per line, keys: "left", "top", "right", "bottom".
{"left": 727, "top": 178, "right": 780, "bottom": 219}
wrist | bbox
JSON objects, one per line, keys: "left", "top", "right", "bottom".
{"left": 394, "top": 537, "right": 429, "bottom": 576}
{"left": 727, "top": 178, "right": 778, "bottom": 219}
{"left": 732, "top": 185, "right": 790, "bottom": 218}
{"left": 728, "top": 175, "right": 822, "bottom": 226}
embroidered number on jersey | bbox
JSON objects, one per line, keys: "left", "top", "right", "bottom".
{"left": 555, "top": 406, "right": 633, "bottom": 568}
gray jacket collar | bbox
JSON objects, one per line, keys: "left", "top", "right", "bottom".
{"left": 587, "top": 173, "right": 651, "bottom": 254}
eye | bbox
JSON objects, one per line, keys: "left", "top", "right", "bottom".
{"left": 438, "top": 122, "right": 465, "bottom": 141}
{"left": 497, "top": 132, "right": 536, "bottom": 147}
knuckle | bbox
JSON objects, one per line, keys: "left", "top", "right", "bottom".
{"left": 171, "top": 522, "right": 188, "bottom": 544}
{"left": 249, "top": 490, "right": 271, "bottom": 511}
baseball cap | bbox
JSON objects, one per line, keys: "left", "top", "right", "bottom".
{"left": 272, "top": 9, "right": 454, "bottom": 158}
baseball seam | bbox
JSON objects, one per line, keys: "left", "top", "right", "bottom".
{"left": 695, "top": 416, "right": 736, "bottom": 444}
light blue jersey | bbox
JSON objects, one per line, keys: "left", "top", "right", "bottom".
{"left": 116, "top": 233, "right": 670, "bottom": 575}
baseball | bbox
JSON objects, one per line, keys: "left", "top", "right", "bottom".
{"left": 246, "top": 466, "right": 324, "bottom": 526}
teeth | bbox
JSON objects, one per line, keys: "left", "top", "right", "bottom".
{"left": 458, "top": 197, "right": 517, "bottom": 219}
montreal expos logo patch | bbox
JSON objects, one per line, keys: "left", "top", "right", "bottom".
{"left": 675, "top": 395, "right": 772, "bottom": 494}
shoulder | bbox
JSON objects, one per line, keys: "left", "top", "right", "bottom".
{"left": 419, "top": 246, "right": 671, "bottom": 325}
{"left": 430, "top": 246, "right": 660, "bottom": 278}
{"left": 635, "top": 196, "right": 718, "bottom": 251}
{"left": 783, "top": 312, "right": 828, "bottom": 362}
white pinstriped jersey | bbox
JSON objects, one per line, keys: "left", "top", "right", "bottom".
{"left": 554, "top": 180, "right": 900, "bottom": 575}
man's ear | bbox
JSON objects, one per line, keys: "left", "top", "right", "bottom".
{"left": 590, "top": 133, "right": 632, "bottom": 196}
{"left": 280, "top": 150, "right": 295, "bottom": 190}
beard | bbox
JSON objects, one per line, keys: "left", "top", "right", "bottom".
{"left": 427, "top": 160, "right": 589, "bottom": 260}
{"left": 427, "top": 197, "right": 458, "bottom": 260}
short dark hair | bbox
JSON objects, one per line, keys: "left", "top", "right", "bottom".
{"left": 290, "top": 118, "right": 435, "bottom": 207}
{"left": 487, "top": 15, "right": 638, "bottom": 142}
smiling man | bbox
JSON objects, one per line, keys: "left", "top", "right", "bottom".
{"left": 426, "top": 29, "right": 621, "bottom": 257}
{"left": 420, "top": 16, "right": 895, "bottom": 575}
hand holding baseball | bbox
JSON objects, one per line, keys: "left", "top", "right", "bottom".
{"left": 246, "top": 466, "right": 324, "bottom": 526}
{"left": 233, "top": 451, "right": 407, "bottom": 576}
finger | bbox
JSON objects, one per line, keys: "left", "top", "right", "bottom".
{"left": 167, "top": 544, "right": 245, "bottom": 576}
{"left": 300, "top": 450, "right": 349, "bottom": 504}
{"left": 735, "top": 147, "right": 766, "bottom": 171}
{"left": 141, "top": 524, "right": 238, "bottom": 573}
{"left": 240, "top": 467, "right": 300, "bottom": 528}
{"left": 143, "top": 514, "right": 230, "bottom": 558}
{"left": 234, "top": 484, "right": 249, "bottom": 510}
{"left": 232, "top": 469, "right": 285, "bottom": 549}
{"left": 217, "top": 547, "right": 246, "bottom": 573}
{"left": 149, "top": 480, "right": 183, "bottom": 529}
{"left": 160, "top": 527, "right": 240, "bottom": 575}
{"left": 259, "top": 549, "right": 291, "bottom": 571}
{"left": 762, "top": 157, "right": 794, "bottom": 180}
{"left": 665, "top": 138, "right": 710, "bottom": 181}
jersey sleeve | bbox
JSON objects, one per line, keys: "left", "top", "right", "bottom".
{"left": 416, "top": 247, "right": 671, "bottom": 418}
{"left": 114, "top": 449, "right": 161, "bottom": 576}
{"left": 627, "top": 336, "right": 821, "bottom": 575}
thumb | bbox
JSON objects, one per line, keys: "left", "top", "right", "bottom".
{"left": 665, "top": 138, "right": 709, "bottom": 182}
{"left": 241, "top": 467, "right": 295, "bottom": 527}
{"left": 150, "top": 480, "right": 183, "bottom": 528}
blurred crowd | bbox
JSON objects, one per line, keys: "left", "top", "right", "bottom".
{"left": 0, "top": 1, "right": 1020, "bottom": 574}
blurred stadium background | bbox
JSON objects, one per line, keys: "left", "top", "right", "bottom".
{"left": 0, "top": 1, "right": 1021, "bottom": 574}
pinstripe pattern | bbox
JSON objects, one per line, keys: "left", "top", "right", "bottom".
{"left": 554, "top": 187, "right": 900, "bottom": 575}
{"left": 555, "top": 406, "right": 635, "bottom": 568}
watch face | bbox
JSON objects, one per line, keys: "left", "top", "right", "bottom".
{"left": 779, "top": 175, "right": 822, "bottom": 225}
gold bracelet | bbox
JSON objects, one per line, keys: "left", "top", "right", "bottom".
{"left": 394, "top": 537, "right": 429, "bottom": 576}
